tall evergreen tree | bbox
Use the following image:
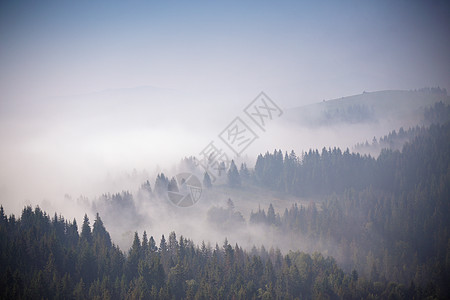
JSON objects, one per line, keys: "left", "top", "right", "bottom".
{"left": 81, "top": 214, "right": 92, "bottom": 244}
{"left": 154, "top": 173, "right": 169, "bottom": 196}
{"left": 240, "top": 163, "right": 250, "bottom": 182}
{"left": 227, "top": 160, "right": 241, "bottom": 188}
{"left": 92, "top": 213, "right": 111, "bottom": 247}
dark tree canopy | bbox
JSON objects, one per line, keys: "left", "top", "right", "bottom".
{"left": 2, "top": 205, "right": 437, "bottom": 299}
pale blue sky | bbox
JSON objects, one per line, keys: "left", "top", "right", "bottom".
{"left": 1, "top": 0, "right": 449, "bottom": 108}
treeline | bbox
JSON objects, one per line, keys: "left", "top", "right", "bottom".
{"left": 321, "top": 103, "right": 375, "bottom": 125}
{"left": 249, "top": 122, "right": 450, "bottom": 297}
{"left": 353, "top": 102, "right": 450, "bottom": 154}
{"left": 250, "top": 102, "right": 450, "bottom": 197}
{"left": 250, "top": 121, "right": 449, "bottom": 198}
{"left": 415, "top": 87, "right": 447, "bottom": 95}
{"left": 353, "top": 126, "right": 428, "bottom": 154}
{"left": 0, "top": 205, "right": 431, "bottom": 299}
{"left": 253, "top": 147, "right": 376, "bottom": 197}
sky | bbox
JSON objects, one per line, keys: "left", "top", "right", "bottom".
{"left": 1, "top": 0, "right": 449, "bottom": 107}
{"left": 0, "top": 0, "right": 449, "bottom": 213}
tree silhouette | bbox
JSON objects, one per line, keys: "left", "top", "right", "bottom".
{"left": 227, "top": 160, "right": 241, "bottom": 188}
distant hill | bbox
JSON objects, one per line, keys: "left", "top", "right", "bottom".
{"left": 284, "top": 88, "right": 450, "bottom": 128}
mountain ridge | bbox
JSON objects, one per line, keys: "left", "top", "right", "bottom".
{"left": 283, "top": 88, "right": 450, "bottom": 127}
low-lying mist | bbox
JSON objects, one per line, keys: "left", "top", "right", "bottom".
{"left": 1, "top": 87, "right": 446, "bottom": 258}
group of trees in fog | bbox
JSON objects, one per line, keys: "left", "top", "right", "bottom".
{"left": 230, "top": 102, "right": 450, "bottom": 199}
{"left": 211, "top": 118, "right": 449, "bottom": 297}
{"left": 353, "top": 101, "right": 450, "bottom": 154}
{"left": 253, "top": 147, "right": 376, "bottom": 197}
{"left": 0, "top": 206, "right": 439, "bottom": 299}
{"left": 250, "top": 122, "right": 450, "bottom": 295}
{"left": 118, "top": 102, "right": 449, "bottom": 201}
{"left": 1, "top": 121, "right": 449, "bottom": 299}
{"left": 321, "top": 103, "right": 375, "bottom": 125}
{"left": 1, "top": 101, "right": 449, "bottom": 299}
{"left": 88, "top": 110, "right": 449, "bottom": 299}
{"left": 353, "top": 126, "right": 428, "bottom": 154}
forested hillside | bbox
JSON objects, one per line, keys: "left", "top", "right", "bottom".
{"left": 284, "top": 89, "right": 449, "bottom": 127}
{"left": 353, "top": 101, "right": 450, "bottom": 154}
{"left": 249, "top": 122, "right": 450, "bottom": 292}
{"left": 1, "top": 108, "right": 449, "bottom": 299}
{"left": 2, "top": 0, "right": 449, "bottom": 298}
{"left": 0, "top": 205, "right": 440, "bottom": 299}
{"left": 252, "top": 122, "right": 449, "bottom": 199}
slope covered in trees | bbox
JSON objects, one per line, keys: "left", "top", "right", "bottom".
{"left": 2, "top": 104, "right": 448, "bottom": 299}
{"left": 353, "top": 101, "right": 450, "bottom": 154}
{"left": 1, "top": 205, "right": 434, "bottom": 299}
{"left": 284, "top": 89, "right": 449, "bottom": 127}
{"left": 249, "top": 121, "right": 450, "bottom": 297}
{"left": 252, "top": 121, "right": 449, "bottom": 199}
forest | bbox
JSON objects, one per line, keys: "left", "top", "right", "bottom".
{"left": 0, "top": 205, "right": 441, "bottom": 299}
{"left": 1, "top": 109, "right": 449, "bottom": 299}
{"left": 2, "top": 0, "right": 450, "bottom": 298}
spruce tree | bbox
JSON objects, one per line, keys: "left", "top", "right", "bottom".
{"left": 81, "top": 214, "right": 92, "bottom": 244}
{"left": 227, "top": 160, "right": 241, "bottom": 188}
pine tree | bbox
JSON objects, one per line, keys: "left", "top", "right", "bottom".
{"left": 267, "top": 204, "right": 276, "bottom": 225}
{"left": 92, "top": 213, "right": 111, "bottom": 247}
{"left": 81, "top": 214, "right": 92, "bottom": 244}
{"left": 138, "top": 180, "right": 152, "bottom": 200}
{"left": 240, "top": 163, "right": 250, "bottom": 182}
{"left": 149, "top": 236, "right": 158, "bottom": 253}
{"left": 142, "top": 231, "right": 149, "bottom": 258}
{"left": 154, "top": 173, "right": 169, "bottom": 196}
{"left": 159, "top": 235, "right": 167, "bottom": 253}
{"left": 0, "top": 205, "right": 7, "bottom": 225}
{"left": 127, "top": 232, "right": 141, "bottom": 279}
{"left": 227, "top": 160, "right": 241, "bottom": 188}
{"left": 168, "top": 177, "right": 179, "bottom": 192}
